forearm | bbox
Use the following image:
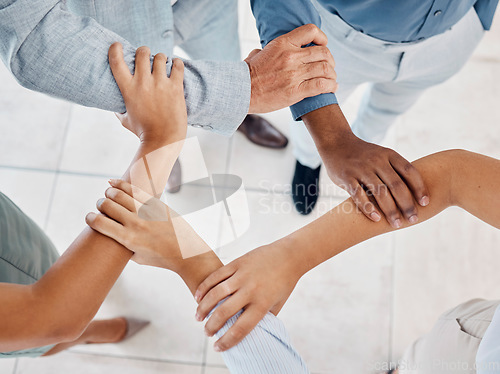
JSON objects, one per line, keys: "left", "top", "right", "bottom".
{"left": 301, "top": 104, "right": 354, "bottom": 156}
{"left": 176, "top": 253, "right": 223, "bottom": 297}
{"left": 0, "top": 140, "right": 179, "bottom": 351}
{"left": 2, "top": 1, "right": 249, "bottom": 134}
{"left": 281, "top": 149, "right": 500, "bottom": 276}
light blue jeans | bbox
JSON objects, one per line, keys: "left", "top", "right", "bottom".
{"left": 292, "top": 4, "right": 486, "bottom": 169}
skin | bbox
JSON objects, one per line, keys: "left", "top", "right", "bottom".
{"left": 246, "top": 24, "right": 338, "bottom": 114}
{"left": 194, "top": 149, "right": 500, "bottom": 352}
{"left": 302, "top": 104, "right": 430, "bottom": 228}
{"left": 0, "top": 43, "right": 186, "bottom": 353}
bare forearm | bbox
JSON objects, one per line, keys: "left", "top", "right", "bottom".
{"left": 0, "top": 140, "right": 178, "bottom": 351}
{"left": 282, "top": 150, "right": 500, "bottom": 276}
{"left": 177, "top": 253, "right": 223, "bottom": 297}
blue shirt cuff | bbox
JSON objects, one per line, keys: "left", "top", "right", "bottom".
{"left": 290, "top": 93, "right": 338, "bottom": 121}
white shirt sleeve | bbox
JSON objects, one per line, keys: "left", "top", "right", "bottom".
{"left": 214, "top": 309, "right": 310, "bottom": 374}
{"left": 476, "top": 305, "right": 500, "bottom": 374}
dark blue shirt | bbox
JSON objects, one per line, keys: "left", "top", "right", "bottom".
{"left": 251, "top": 0, "right": 498, "bottom": 120}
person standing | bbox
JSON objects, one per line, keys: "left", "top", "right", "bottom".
{"left": 252, "top": 0, "right": 497, "bottom": 220}
{"left": 0, "top": 0, "right": 338, "bottom": 191}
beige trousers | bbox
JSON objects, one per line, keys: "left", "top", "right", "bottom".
{"left": 399, "top": 299, "right": 500, "bottom": 374}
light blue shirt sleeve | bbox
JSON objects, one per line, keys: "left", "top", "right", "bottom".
{"left": 214, "top": 308, "right": 309, "bottom": 373}
{"left": 0, "top": 0, "right": 251, "bottom": 136}
{"left": 251, "top": 0, "right": 338, "bottom": 121}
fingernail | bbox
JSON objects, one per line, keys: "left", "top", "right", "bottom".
{"left": 195, "top": 313, "right": 202, "bottom": 322}
{"left": 194, "top": 291, "right": 201, "bottom": 303}
{"left": 97, "top": 198, "right": 105, "bottom": 207}
{"left": 393, "top": 219, "right": 402, "bottom": 229}
{"left": 409, "top": 215, "right": 418, "bottom": 224}
{"left": 214, "top": 345, "right": 221, "bottom": 352}
{"left": 420, "top": 196, "right": 430, "bottom": 207}
{"left": 370, "top": 212, "right": 381, "bottom": 222}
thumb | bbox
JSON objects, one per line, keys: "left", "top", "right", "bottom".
{"left": 244, "top": 48, "right": 261, "bottom": 62}
{"left": 284, "top": 24, "right": 328, "bottom": 47}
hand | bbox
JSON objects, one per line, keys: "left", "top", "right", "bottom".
{"left": 303, "top": 104, "right": 430, "bottom": 227}
{"left": 324, "top": 132, "right": 430, "bottom": 228}
{"left": 108, "top": 43, "right": 187, "bottom": 144}
{"left": 86, "top": 179, "right": 190, "bottom": 270}
{"left": 194, "top": 242, "right": 302, "bottom": 352}
{"left": 246, "top": 24, "right": 338, "bottom": 113}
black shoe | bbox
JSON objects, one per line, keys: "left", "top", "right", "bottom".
{"left": 292, "top": 160, "right": 321, "bottom": 215}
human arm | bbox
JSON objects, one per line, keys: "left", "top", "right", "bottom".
{"left": 250, "top": 0, "right": 429, "bottom": 225}
{"left": 1, "top": 0, "right": 337, "bottom": 136}
{"left": 0, "top": 44, "right": 186, "bottom": 352}
{"left": 251, "top": 0, "right": 338, "bottom": 119}
{"left": 87, "top": 180, "right": 310, "bottom": 373}
{"left": 195, "top": 149, "right": 500, "bottom": 351}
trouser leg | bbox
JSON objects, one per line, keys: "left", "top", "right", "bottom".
{"left": 174, "top": 0, "right": 240, "bottom": 61}
{"left": 399, "top": 299, "right": 499, "bottom": 374}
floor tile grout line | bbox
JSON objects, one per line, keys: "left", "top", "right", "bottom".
{"left": 0, "top": 166, "right": 347, "bottom": 197}
{"left": 42, "top": 105, "right": 73, "bottom": 231}
{"left": 200, "top": 336, "right": 209, "bottom": 374}
{"left": 66, "top": 349, "right": 212, "bottom": 367}
{"left": 12, "top": 358, "right": 18, "bottom": 374}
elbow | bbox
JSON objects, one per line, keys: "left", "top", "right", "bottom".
{"left": 44, "top": 317, "right": 88, "bottom": 344}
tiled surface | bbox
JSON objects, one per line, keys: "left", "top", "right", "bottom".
{"left": 16, "top": 352, "right": 201, "bottom": 374}
{"left": 0, "top": 4, "right": 499, "bottom": 374}
{"left": 0, "top": 359, "right": 16, "bottom": 373}
{"left": 0, "top": 168, "right": 56, "bottom": 229}
{"left": 0, "top": 89, "right": 71, "bottom": 170}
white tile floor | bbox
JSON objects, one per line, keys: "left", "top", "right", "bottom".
{"left": 0, "top": 2, "right": 499, "bottom": 374}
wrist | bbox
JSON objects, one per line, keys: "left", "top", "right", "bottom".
{"left": 175, "top": 252, "right": 223, "bottom": 297}
{"left": 302, "top": 104, "right": 355, "bottom": 151}
{"left": 246, "top": 61, "right": 260, "bottom": 114}
{"left": 139, "top": 132, "right": 185, "bottom": 149}
{"left": 271, "top": 236, "right": 311, "bottom": 280}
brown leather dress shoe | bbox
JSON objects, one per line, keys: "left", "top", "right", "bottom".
{"left": 237, "top": 114, "right": 288, "bottom": 149}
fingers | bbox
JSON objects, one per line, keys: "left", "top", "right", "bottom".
{"left": 96, "top": 197, "right": 133, "bottom": 226}
{"left": 390, "top": 156, "right": 430, "bottom": 207}
{"left": 152, "top": 53, "right": 168, "bottom": 79}
{"left": 204, "top": 292, "right": 246, "bottom": 337}
{"left": 364, "top": 175, "right": 403, "bottom": 228}
{"left": 284, "top": 24, "right": 328, "bottom": 47}
{"left": 196, "top": 278, "right": 238, "bottom": 322}
{"left": 349, "top": 181, "right": 382, "bottom": 222}
{"left": 170, "top": 58, "right": 185, "bottom": 86}
{"left": 85, "top": 212, "right": 127, "bottom": 245}
{"left": 213, "top": 305, "right": 267, "bottom": 352}
{"left": 299, "top": 45, "right": 334, "bottom": 67}
{"left": 298, "top": 77, "right": 338, "bottom": 98}
{"left": 109, "top": 179, "right": 153, "bottom": 204}
{"left": 108, "top": 42, "right": 132, "bottom": 93}
{"left": 134, "top": 46, "right": 152, "bottom": 78}
{"left": 377, "top": 167, "right": 419, "bottom": 225}
{"left": 195, "top": 264, "right": 237, "bottom": 303}
{"left": 105, "top": 187, "right": 138, "bottom": 212}
{"left": 301, "top": 60, "right": 337, "bottom": 81}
